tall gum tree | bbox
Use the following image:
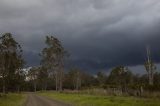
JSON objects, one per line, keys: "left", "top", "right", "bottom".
{"left": 41, "top": 36, "right": 67, "bottom": 91}
{"left": 0, "top": 33, "right": 24, "bottom": 94}
{"left": 144, "top": 46, "right": 156, "bottom": 85}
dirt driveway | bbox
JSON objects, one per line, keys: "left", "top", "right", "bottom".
{"left": 25, "top": 93, "right": 71, "bottom": 106}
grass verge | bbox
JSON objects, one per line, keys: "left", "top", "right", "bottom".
{"left": 38, "top": 91, "right": 160, "bottom": 106}
{"left": 0, "top": 93, "right": 26, "bottom": 106}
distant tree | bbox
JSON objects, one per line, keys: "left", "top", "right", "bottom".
{"left": 81, "top": 72, "right": 97, "bottom": 88}
{"left": 97, "top": 71, "right": 107, "bottom": 87}
{"left": 139, "top": 74, "right": 148, "bottom": 85}
{"left": 64, "top": 69, "right": 97, "bottom": 89}
{"left": 108, "top": 66, "right": 133, "bottom": 89}
{"left": 41, "top": 36, "right": 67, "bottom": 91}
{"left": 37, "top": 66, "right": 48, "bottom": 91}
{"left": 14, "top": 68, "right": 26, "bottom": 93}
{"left": 28, "top": 67, "right": 39, "bottom": 92}
{"left": 66, "top": 68, "right": 82, "bottom": 90}
{"left": 154, "top": 72, "right": 160, "bottom": 85}
{"left": 144, "top": 61, "right": 156, "bottom": 86}
{"left": 74, "top": 70, "right": 82, "bottom": 90}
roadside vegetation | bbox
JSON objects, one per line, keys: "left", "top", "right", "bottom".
{"left": 0, "top": 93, "right": 26, "bottom": 106}
{"left": 39, "top": 91, "right": 160, "bottom": 106}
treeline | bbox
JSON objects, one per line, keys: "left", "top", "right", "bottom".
{"left": 0, "top": 33, "right": 160, "bottom": 95}
{"left": 27, "top": 66, "right": 160, "bottom": 92}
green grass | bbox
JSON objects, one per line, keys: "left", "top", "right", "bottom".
{"left": 0, "top": 93, "right": 26, "bottom": 106}
{"left": 38, "top": 91, "right": 160, "bottom": 106}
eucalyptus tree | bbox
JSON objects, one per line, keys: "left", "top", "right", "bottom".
{"left": 66, "top": 68, "right": 82, "bottom": 90}
{"left": 108, "top": 66, "right": 133, "bottom": 88}
{"left": 97, "top": 71, "right": 107, "bottom": 87}
{"left": 41, "top": 36, "right": 67, "bottom": 91}
{"left": 37, "top": 66, "right": 48, "bottom": 91}
{"left": 144, "top": 46, "right": 156, "bottom": 85}
{"left": 28, "top": 67, "right": 39, "bottom": 92}
{"left": 0, "top": 33, "right": 24, "bottom": 93}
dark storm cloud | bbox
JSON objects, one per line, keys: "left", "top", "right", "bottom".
{"left": 0, "top": 0, "right": 160, "bottom": 72}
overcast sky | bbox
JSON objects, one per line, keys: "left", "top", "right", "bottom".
{"left": 0, "top": 0, "right": 160, "bottom": 73}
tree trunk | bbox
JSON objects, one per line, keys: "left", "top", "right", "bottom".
{"left": 76, "top": 72, "right": 81, "bottom": 91}
{"left": 34, "top": 82, "right": 37, "bottom": 92}
{"left": 2, "top": 75, "right": 6, "bottom": 94}
{"left": 55, "top": 72, "right": 58, "bottom": 91}
{"left": 59, "top": 70, "right": 63, "bottom": 91}
{"left": 148, "top": 70, "right": 153, "bottom": 85}
{"left": 146, "top": 46, "right": 154, "bottom": 86}
{"left": 76, "top": 77, "right": 79, "bottom": 90}
{"left": 3, "top": 84, "right": 5, "bottom": 94}
{"left": 17, "top": 86, "right": 20, "bottom": 93}
{"left": 44, "top": 83, "right": 47, "bottom": 91}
